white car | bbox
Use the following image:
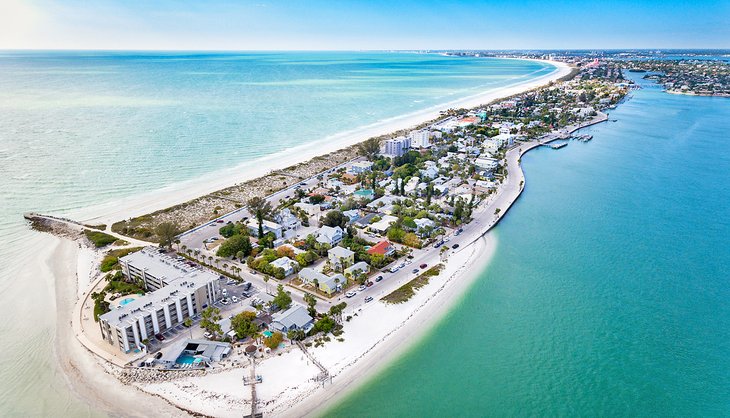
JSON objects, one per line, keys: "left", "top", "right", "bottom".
{"left": 231, "top": 296, "right": 239, "bottom": 303}
{"left": 358, "top": 285, "right": 366, "bottom": 291}
{"left": 390, "top": 266, "right": 399, "bottom": 273}
{"left": 221, "top": 298, "right": 230, "bottom": 305}
{"left": 203, "top": 332, "right": 213, "bottom": 339}
{"left": 345, "top": 291, "right": 356, "bottom": 298}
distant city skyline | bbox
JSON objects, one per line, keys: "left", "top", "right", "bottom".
{"left": 1, "top": 0, "right": 729, "bottom": 50}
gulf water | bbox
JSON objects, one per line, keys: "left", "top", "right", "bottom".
{"left": 0, "top": 52, "right": 553, "bottom": 415}
{"left": 326, "top": 74, "right": 730, "bottom": 416}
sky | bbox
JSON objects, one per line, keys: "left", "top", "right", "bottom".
{"left": 1, "top": 0, "right": 728, "bottom": 50}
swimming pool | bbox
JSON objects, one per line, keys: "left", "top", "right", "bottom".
{"left": 176, "top": 355, "right": 204, "bottom": 365}
{"left": 263, "top": 331, "right": 273, "bottom": 337}
{"left": 119, "top": 297, "right": 135, "bottom": 306}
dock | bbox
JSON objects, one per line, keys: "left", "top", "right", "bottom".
{"left": 541, "top": 142, "right": 568, "bottom": 150}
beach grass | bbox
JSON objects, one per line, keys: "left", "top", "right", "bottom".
{"left": 84, "top": 230, "right": 117, "bottom": 248}
{"left": 382, "top": 264, "right": 443, "bottom": 304}
{"left": 100, "top": 247, "right": 143, "bottom": 272}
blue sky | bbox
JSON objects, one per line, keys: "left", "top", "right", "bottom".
{"left": 1, "top": 0, "right": 728, "bottom": 50}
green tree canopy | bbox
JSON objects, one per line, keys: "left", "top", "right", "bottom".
{"left": 272, "top": 284, "right": 292, "bottom": 310}
{"left": 216, "top": 234, "right": 252, "bottom": 258}
{"left": 155, "top": 222, "right": 180, "bottom": 248}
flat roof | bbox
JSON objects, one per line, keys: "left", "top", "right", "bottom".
{"left": 120, "top": 248, "right": 197, "bottom": 282}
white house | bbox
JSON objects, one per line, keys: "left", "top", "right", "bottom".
{"left": 369, "top": 215, "right": 398, "bottom": 235}
{"left": 349, "top": 161, "right": 373, "bottom": 174}
{"left": 270, "top": 257, "right": 296, "bottom": 277}
{"left": 246, "top": 219, "right": 283, "bottom": 239}
{"left": 414, "top": 218, "right": 436, "bottom": 233}
{"left": 316, "top": 225, "right": 344, "bottom": 247}
{"left": 342, "top": 209, "right": 361, "bottom": 224}
{"left": 474, "top": 157, "right": 499, "bottom": 172}
{"left": 344, "top": 261, "right": 370, "bottom": 280}
{"left": 275, "top": 208, "right": 301, "bottom": 231}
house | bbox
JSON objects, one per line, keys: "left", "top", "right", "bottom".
{"left": 328, "top": 246, "right": 355, "bottom": 270}
{"left": 270, "top": 306, "right": 314, "bottom": 333}
{"left": 270, "top": 257, "right": 296, "bottom": 277}
{"left": 474, "top": 157, "right": 499, "bottom": 172}
{"left": 316, "top": 225, "right": 344, "bottom": 247}
{"left": 299, "top": 268, "right": 345, "bottom": 295}
{"left": 420, "top": 166, "right": 439, "bottom": 179}
{"left": 246, "top": 219, "right": 283, "bottom": 239}
{"left": 342, "top": 209, "right": 361, "bottom": 224}
{"left": 369, "top": 215, "right": 398, "bottom": 235}
{"left": 414, "top": 218, "right": 436, "bottom": 234}
{"left": 319, "top": 273, "right": 345, "bottom": 295}
{"left": 275, "top": 208, "right": 301, "bottom": 231}
{"left": 344, "top": 261, "right": 370, "bottom": 280}
{"left": 349, "top": 160, "right": 373, "bottom": 174}
{"left": 367, "top": 240, "right": 396, "bottom": 257}
{"left": 294, "top": 202, "right": 321, "bottom": 217}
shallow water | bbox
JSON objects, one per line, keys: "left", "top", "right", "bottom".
{"left": 325, "top": 74, "right": 730, "bottom": 416}
{"left": 0, "top": 52, "right": 553, "bottom": 415}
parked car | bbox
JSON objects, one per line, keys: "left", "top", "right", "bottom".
{"left": 375, "top": 275, "right": 384, "bottom": 282}
{"left": 358, "top": 285, "right": 367, "bottom": 291}
{"left": 389, "top": 266, "right": 399, "bottom": 273}
{"left": 203, "top": 332, "right": 213, "bottom": 339}
{"left": 155, "top": 333, "right": 165, "bottom": 341}
{"left": 231, "top": 296, "right": 239, "bottom": 303}
{"left": 412, "top": 268, "right": 419, "bottom": 274}
{"left": 216, "top": 220, "right": 224, "bottom": 223}
{"left": 419, "top": 263, "right": 428, "bottom": 269}
{"left": 345, "top": 291, "right": 356, "bottom": 298}
{"left": 243, "top": 282, "right": 252, "bottom": 291}
{"left": 221, "top": 298, "right": 230, "bottom": 305}
{"left": 364, "top": 296, "right": 373, "bottom": 303}
{"left": 452, "top": 244, "right": 460, "bottom": 249}
{"left": 366, "top": 281, "right": 373, "bottom": 287}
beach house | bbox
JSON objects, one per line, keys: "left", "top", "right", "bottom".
{"left": 316, "top": 225, "right": 344, "bottom": 247}
{"left": 344, "top": 261, "right": 370, "bottom": 281}
{"left": 246, "top": 219, "right": 283, "bottom": 239}
{"left": 299, "top": 268, "right": 345, "bottom": 295}
{"left": 269, "top": 306, "right": 314, "bottom": 334}
{"left": 367, "top": 240, "right": 396, "bottom": 257}
{"left": 328, "top": 246, "right": 355, "bottom": 271}
{"left": 349, "top": 160, "right": 373, "bottom": 174}
{"left": 270, "top": 256, "right": 296, "bottom": 277}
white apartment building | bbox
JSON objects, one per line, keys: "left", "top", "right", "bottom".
{"left": 383, "top": 136, "right": 411, "bottom": 157}
{"left": 101, "top": 248, "right": 221, "bottom": 353}
{"left": 409, "top": 129, "right": 432, "bottom": 149}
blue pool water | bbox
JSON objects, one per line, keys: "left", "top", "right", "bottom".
{"left": 176, "top": 355, "right": 203, "bottom": 365}
{"left": 118, "top": 297, "right": 135, "bottom": 306}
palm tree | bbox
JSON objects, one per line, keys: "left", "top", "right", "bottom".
{"left": 247, "top": 197, "right": 273, "bottom": 238}
{"left": 223, "top": 263, "right": 229, "bottom": 273}
{"left": 208, "top": 255, "right": 213, "bottom": 266}
{"left": 334, "top": 277, "right": 341, "bottom": 293}
{"left": 183, "top": 318, "right": 193, "bottom": 338}
{"left": 263, "top": 276, "right": 270, "bottom": 294}
{"left": 181, "top": 244, "right": 187, "bottom": 254}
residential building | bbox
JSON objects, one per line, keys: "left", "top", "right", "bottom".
{"left": 316, "top": 225, "right": 344, "bottom": 247}
{"left": 99, "top": 262, "right": 220, "bottom": 353}
{"left": 328, "top": 246, "right": 355, "bottom": 270}
{"left": 275, "top": 208, "right": 301, "bottom": 232}
{"left": 246, "top": 219, "right": 283, "bottom": 239}
{"left": 409, "top": 129, "right": 432, "bottom": 148}
{"left": 298, "top": 268, "right": 345, "bottom": 295}
{"left": 414, "top": 218, "right": 436, "bottom": 234}
{"left": 367, "top": 240, "right": 396, "bottom": 257}
{"left": 368, "top": 215, "right": 398, "bottom": 235}
{"left": 270, "top": 256, "right": 296, "bottom": 277}
{"left": 270, "top": 306, "right": 314, "bottom": 334}
{"left": 349, "top": 160, "right": 373, "bottom": 174}
{"left": 344, "top": 261, "right": 370, "bottom": 280}
{"left": 342, "top": 209, "right": 361, "bottom": 224}
{"left": 474, "top": 157, "right": 499, "bottom": 172}
{"left": 383, "top": 136, "right": 411, "bottom": 157}
{"left": 120, "top": 247, "right": 204, "bottom": 292}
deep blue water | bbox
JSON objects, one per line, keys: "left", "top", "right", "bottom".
{"left": 326, "top": 73, "right": 730, "bottom": 416}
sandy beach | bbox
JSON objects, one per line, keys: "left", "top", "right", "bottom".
{"left": 73, "top": 58, "right": 572, "bottom": 227}
{"left": 48, "top": 58, "right": 573, "bottom": 417}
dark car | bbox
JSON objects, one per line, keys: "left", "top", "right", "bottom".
{"left": 412, "top": 268, "right": 419, "bottom": 274}
{"left": 419, "top": 263, "right": 428, "bottom": 269}
{"left": 155, "top": 333, "right": 165, "bottom": 341}
{"left": 366, "top": 281, "right": 373, "bottom": 287}
{"left": 452, "top": 244, "right": 460, "bottom": 249}
{"left": 243, "top": 282, "right": 252, "bottom": 291}
{"left": 375, "top": 275, "right": 383, "bottom": 282}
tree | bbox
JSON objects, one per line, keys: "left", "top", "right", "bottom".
{"left": 358, "top": 137, "right": 381, "bottom": 159}
{"left": 272, "top": 284, "right": 292, "bottom": 310}
{"left": 200, "top": 307, "right": 222, "bottom": 338}
{"left": 155, "top": 222, "right": 180, "bottom": 248}
{"left": 183, "top": 318, "right": 193, "bottom": 338}
{"left": 287, "top": 329, "right": 306, "bottom": 341}
{"left": 217, "top": 234, "right": 252, "bottom": 258}
{"left": 230, "top": 311, "right": 258, "bottom": 339}
{"left": 247, "top": 197, "right": 272, "bottom": 238}
{"left": 264, "top": 331, "right": 284, "bottom": 349}
{"left": 322, "top": 210, "right": 348, "bottom": 229}
{"left": 329, "top": 302, "right": 347, "bottom": 324}
{"left": 303, "top": 292, "right": 317, "bottom": 317}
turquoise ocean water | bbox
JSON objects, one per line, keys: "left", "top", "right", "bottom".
{"left": 326, "top": 73, "right": 730, "bottom": 416}
{"left": 0, "top": 52, "right": 554, "bottom": 415}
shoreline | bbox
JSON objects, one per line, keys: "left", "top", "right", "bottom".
{"left": 49, "top": 58, "right": 574, "bottom": 417}
{"left": 73, "top": 58, "right": 572, "bottom": 226}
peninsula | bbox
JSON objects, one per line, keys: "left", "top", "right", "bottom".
{"left": 29, "top": 57, "right": 632, "bottom": 417}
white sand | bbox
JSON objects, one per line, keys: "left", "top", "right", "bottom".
{"left": 73, "top": 59, "right": 572, "bottom": 226}
{"left": 52, "top": 58, "right": 571, "bottom": 417}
